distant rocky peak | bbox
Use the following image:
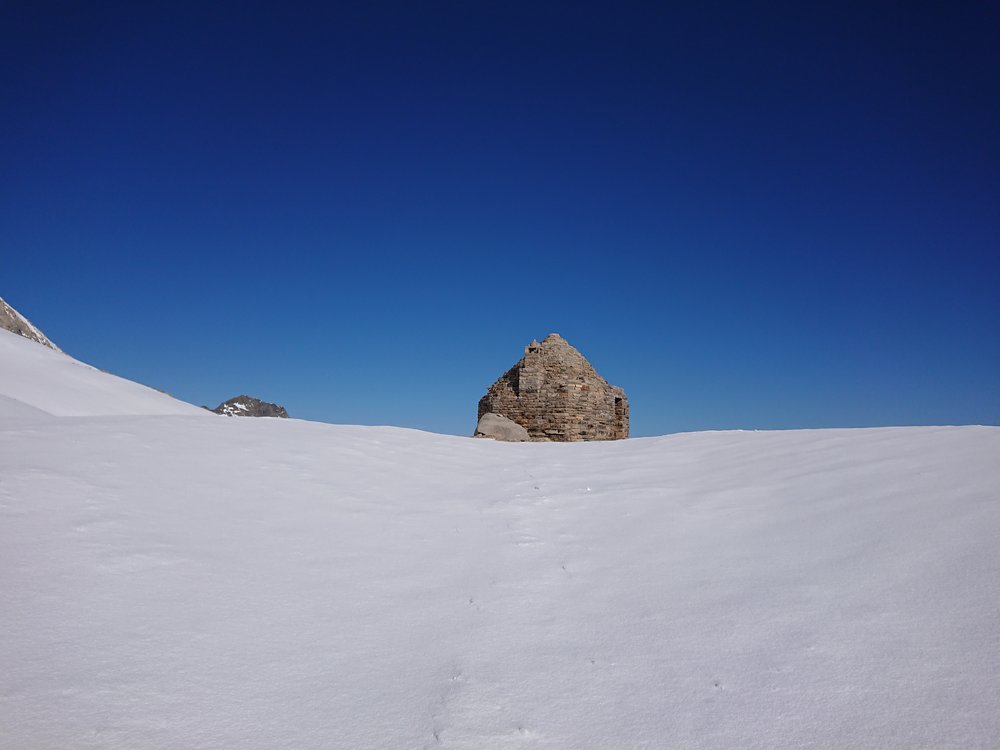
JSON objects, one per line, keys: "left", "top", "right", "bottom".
{"left": 213, "top": 395, "right": 288, "bottom": 418}
{"left": 0, "top": 296, "right": 60, "bottom": 351}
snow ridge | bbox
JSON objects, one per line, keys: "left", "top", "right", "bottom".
{"left": 0, "top": 328, "right": 207, "bottom": 417}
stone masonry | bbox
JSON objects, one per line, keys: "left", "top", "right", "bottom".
{"left": 478, "top": 333, "right": 629, "bottom": 441}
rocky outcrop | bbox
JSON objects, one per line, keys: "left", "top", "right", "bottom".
{"left": 0, "top": 296, "right": 60, "bottom": 351}
{"left": 478, "top": 333, "right": 628, "bottom": 442}
{"left": 474, "top": 412, "right": 530, "bottom": 442}
{"left": 213, "top": 396, "right": 288, "bottom": 418}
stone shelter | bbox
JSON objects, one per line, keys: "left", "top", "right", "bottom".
{"left": 478, "top": 333, "right": 629, "bottom": 441}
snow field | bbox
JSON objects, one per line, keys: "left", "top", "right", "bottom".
{"left": 1, "top": 327, "right": 998, "bottom": 748}
{"left": 1, "top": 415, "right": 998, "bottom": 748}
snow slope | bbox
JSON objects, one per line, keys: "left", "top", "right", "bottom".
{"left": 1, "top": 340, "right": 998, "bottom": 748}
{"left": 0, "top": 328, "right": 207, "bottom": 417}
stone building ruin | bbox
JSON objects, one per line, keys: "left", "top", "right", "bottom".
{"left": 478, "top": 333, "right": 629, "bottom": 441}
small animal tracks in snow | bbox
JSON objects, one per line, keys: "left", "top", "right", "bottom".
{"left": 426, "top": 665, "right": 467, "bottom": 748}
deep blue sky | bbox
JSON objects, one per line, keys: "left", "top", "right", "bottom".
{"left": 2, "top": 2, "right": 998, "bottom": 435}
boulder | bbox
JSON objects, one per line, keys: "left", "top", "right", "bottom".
{"left": 474, "top": 412, "right": 530, "bottom": 442}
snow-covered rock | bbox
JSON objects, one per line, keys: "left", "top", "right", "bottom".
{"left": 213, "top": 394, "right": 289, "bottom": 418}
{"left": 1, "top": 330, "right": 998, "bottom": 748}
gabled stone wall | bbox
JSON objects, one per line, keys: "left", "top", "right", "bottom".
{"left": 478, "top": 333, "right": 628, "bottom": 441}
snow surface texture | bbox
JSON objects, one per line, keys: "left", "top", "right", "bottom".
{"left": 1, "top": 332, "right": 999, "bottom": 748}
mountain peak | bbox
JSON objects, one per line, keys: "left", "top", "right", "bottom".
{"left": 0, "top": 296, "right": 60, "bottom": 351}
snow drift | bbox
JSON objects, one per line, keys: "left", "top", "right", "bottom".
{"left": 1, "top": 328, "right": 998, "bottom": 749}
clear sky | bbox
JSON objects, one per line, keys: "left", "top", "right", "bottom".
{"left": 2, "top": 2, "right": 998, "bottom": 436}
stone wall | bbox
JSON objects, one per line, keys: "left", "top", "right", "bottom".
{"left": 478, "top": 333, "right": 629, "bottom": 441}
